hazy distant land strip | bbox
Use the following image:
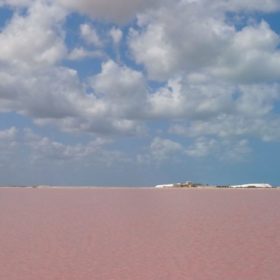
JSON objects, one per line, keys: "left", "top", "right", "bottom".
{"left": 1, "top": 182, "right": 279, "bottom": 188}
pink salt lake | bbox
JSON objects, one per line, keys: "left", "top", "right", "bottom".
{"left": 0, "top": 188, "right": 280, "bottom": 280}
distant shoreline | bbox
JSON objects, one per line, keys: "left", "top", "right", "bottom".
{"left": 0, "top": 186, "right": 279, "bottom": 189}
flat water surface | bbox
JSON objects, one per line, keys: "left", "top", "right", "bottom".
{"left": 0, "top": 188, "right": 279, "bottom": 279}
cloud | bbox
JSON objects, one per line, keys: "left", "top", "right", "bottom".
{"left": 129, "top": 1, "right": 234, "bottom": 81}
{"left": 0, "top": 126, "right": 17, "bottom": 140}
{"left": 0, "top": 0, "right": 33, "bottom": 7}
{"left": 138, "top": 137, "right": 183, "bottom": 163}
{"left": 109, "top": 27, "right": 123, "bottom": 62}
{"left": 209, "top": 21, "right": 280, "bottom": 83}
{"left": 185, "top": 137, "right": 251, "bottom": 161}
{"left": 129, "top": 2, "right": 280, "bottom": 82}
{"left": 0, "top": 1, "right": 66, "bottom": 68}
{"left": 0, "top": 59, "right": 148, "bottom": 135}
{"left": 138, "top": 136, "right": 250, "bottom": 164}
{"left": 90, "top": 60, "right": 148, "bottom": 120}
{"left": 68, "top": 47, "right": 105, "bottom": 60}
{"left": 0, "top": 127, "right": 18, "bottom": 168}
{"left": 185, "top": 137, "right": 218, "bottom": 158}
{"left": 23, "top": 129, "right": 113, "bottom": 162}
{"left": 0, "top": 1, "right": 148, "bottom": 137}
{"left": 148, "top": 78, "right": 234, "bottom": 119}
{"left": 148, "top": 78, "right": 280, "bottom": 122}
{"left": 58, "top": 0, "right": 163, "bottom": 23}
{"left": 150, "top": 137, "right": 183, "bottom": 161}
{"left": 3, "top": 0, "right": 279, "bottom": 19}
{"left": 57, "top": 0, "right": 280, "bottom": 24}
{"left": 0, "top": 2, "right": 147, "bottom": 137}
{"left": 0, "top": 127, "right": 130, "bottom": 182}
{"left": 168, "top": 83, "right": 280, "bottom": 145}
{"left": 0, "top": 66, "right": 83, "bottom": 117}
{"left": 110, "top": 27, "right": 123, "bottom": 45}
{"left": 172, "top": 115, "right": 280, "bottom": 142}
{"left": 1, "top": 0, "right": 280, "bottom": 169}
{"left": 212, "top": 0, "right": 280, "bottom": 13}
{"left": 80, "top": 23, "right": 103, "bottom": 47}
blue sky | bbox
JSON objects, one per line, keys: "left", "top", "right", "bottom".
{"left": 1, "top": 0, "right": 280, "bottom": 186}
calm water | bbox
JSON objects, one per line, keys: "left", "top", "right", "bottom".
{"left": 0, "top": 188, "right": 280, "bottom": 280}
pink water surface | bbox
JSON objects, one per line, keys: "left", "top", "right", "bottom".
{"left": 0, "top": 188, "right": 280, "bottom": 280}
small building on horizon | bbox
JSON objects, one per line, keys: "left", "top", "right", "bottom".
{"left": 155, "top": 181, "right": 205, "bottom": 188}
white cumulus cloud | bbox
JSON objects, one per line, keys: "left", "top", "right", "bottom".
{"left": 0, "top": 1, "right": 66, "bottom": 67}
{"left": 80, "top": 23, "right": 103, "bottom": 47}
{"left": 58, "top": 0, "right": 164, "bottom": 23}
